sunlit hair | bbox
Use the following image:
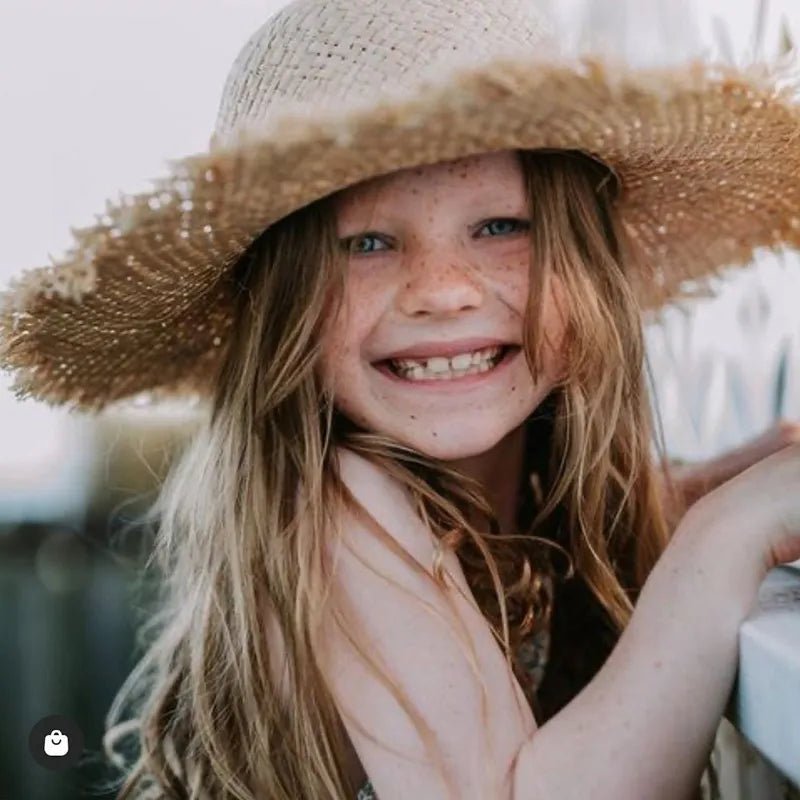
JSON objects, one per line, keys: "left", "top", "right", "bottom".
{"left": 102, "top": 149, "right": 716, "bottom": 799}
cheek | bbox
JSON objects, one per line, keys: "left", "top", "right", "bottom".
{"left": 501, "top": 251, "right": 530, "bottom": 304}
{"left": 318, "top": 304, "right": 350, "bottom": 390}
{"left": 319, "top": 286, "right": 377, "bottom": 376}
{"left": 541, "top": 279, "right": 572, "bottom": 376}
{"left": 320, "top": 325, "right": 357, "bottom": 386}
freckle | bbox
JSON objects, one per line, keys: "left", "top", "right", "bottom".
{"left": 432, "top": 431, "right": 437, "bottom": 437}
{"left": 410, "top": 415, "right": 416, "bottom": 419}
{"left": 654, "top": 660, "right": 663, "bottom": 668}
{"left": 511, "top": 386, "right": 516, "bottom": 391}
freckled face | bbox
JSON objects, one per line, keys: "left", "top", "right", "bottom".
{"left": 320, "top": 150, "right": 569, "bottom": 460}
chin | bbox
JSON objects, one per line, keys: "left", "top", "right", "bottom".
{"left": 393, "top": 427, "right": 513, "bottom": 462}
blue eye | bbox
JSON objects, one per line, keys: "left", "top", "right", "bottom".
{"left": 340, "top": 218, "right": 530, "bottom": 256}
{"left": 341, "top": 232, "right": 388, "bottom": 255}
{"left": 479, "top": 218, "right": 530, "bottom": 237}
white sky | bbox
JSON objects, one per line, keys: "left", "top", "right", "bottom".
{"left": 0, "top": 0, "right": 798, "bottom": 513}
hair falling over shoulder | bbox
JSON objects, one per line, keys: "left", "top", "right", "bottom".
{"left": 101, "top": 149, "right": 718, "bottom": 800}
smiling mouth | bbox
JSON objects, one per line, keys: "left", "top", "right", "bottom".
{"left": 374, "top": 344, "right": 519, "bottom": 381}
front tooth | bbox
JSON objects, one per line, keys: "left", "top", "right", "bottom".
{"left": 392, "top": 345, "right": 503, "bottom": 374}
{"left": 450, "top": 352, "right": 473, "bottom": 370}
{"left": 426, "top": 356, "right": 451, "bottom": 373}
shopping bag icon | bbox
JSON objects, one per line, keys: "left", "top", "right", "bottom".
{"left": 43, "top": 729, "right": 69, "bottom": 756}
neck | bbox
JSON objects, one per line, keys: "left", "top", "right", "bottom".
{"left": 448, "top": 423, "right": 529, "bottom": 534}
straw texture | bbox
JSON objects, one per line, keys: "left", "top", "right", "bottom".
{"left": 2, "top": 0, "right": 800, "bottom": 411}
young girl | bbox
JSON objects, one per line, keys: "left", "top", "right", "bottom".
{"left": 2, "top": 1, "right": 800, "bottom": 799}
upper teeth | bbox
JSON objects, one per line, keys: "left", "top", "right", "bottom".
{"left": 391, "top": 345, "right": 503, "bottom": 372}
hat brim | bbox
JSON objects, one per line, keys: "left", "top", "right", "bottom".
{"left": 3, "top": 55, "right": 800, "bottom": 410}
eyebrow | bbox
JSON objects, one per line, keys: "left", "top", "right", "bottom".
{"left": 337, "top": 199, "right": 529, "bottom": 230}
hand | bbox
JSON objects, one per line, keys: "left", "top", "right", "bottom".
{"left": 659, "top": 419, "right": 800, "bottom": 527}
{"left": 712, "top": 419, "right": 800, "bottom": 477}
{"left": 677, "top": 441, "right": 800, "bottom": 581}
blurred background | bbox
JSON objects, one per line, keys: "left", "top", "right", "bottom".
{"left": 0, "top": 1, "right": 799, "bottom": 798}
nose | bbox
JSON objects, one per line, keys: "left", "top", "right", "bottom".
{"left": 396, "top": 250, "right": 484, "bottom": 318}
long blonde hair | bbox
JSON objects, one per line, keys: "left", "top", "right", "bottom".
{"left": 102, "top": 149, "right": 715, "bottom": 799}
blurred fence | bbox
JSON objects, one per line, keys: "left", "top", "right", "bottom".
{"left": 0, "top": 413, "right": 193, "bottom": 800}
{"left": 0, "top": 528, "right": 143, "bottom": 800}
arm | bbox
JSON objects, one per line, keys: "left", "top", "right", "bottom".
{"left": 515, "top": 442, "right": 800, "bottom": 800}
{"left": 513, "top": 506, "right": 755, "bottom": 800}
{"left": 659, "top": 419, "right": 800, "bottom": 526}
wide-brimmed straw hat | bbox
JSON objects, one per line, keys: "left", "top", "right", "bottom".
{"left": 2, "top": 0, "right": 800, "bottom": 411}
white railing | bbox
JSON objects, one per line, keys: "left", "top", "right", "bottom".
{"left": 729, "top": 566, "right": 800, "bottom": 796}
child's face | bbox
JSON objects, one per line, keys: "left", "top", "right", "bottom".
{"left": 322, "top": 150, "right": 569, "bottom": 460}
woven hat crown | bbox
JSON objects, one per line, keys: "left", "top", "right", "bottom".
{"left": 212, "top": 0, "right": 557, "bottom": 148}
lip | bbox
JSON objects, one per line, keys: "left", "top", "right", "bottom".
{"left": 376, "top": 337, "right": 517, "bottom": 361}
{"left": 373, "top": 345, "right": 522, "bottom": 391}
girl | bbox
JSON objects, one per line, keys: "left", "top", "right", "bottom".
{"left": 2, "top": 1, "right": 800, "bottom": 798}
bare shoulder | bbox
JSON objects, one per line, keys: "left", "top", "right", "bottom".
{"left": 333, "top": 446, "right": 437, "bottom": 567}
{"left": 318, "top": 446, "right": 536, "bottom": 800}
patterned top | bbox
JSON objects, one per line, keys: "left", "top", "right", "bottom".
{"left": 353, "top": 602, "right": 553, "bottom": 799}
{"left": 356, "top": 779, "right": 378, "bottom": 800}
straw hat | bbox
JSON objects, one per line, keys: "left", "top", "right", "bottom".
{"left": 2, "top": 0, "right": 800, "bottom": 411}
